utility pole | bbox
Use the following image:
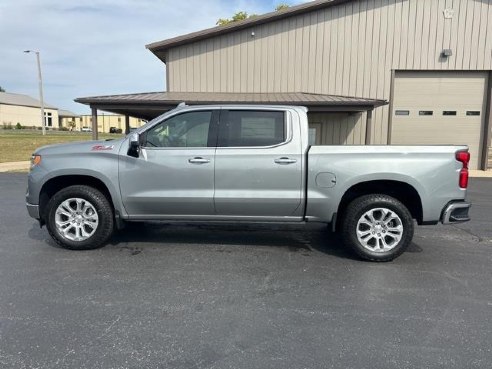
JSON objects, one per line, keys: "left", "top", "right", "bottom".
{"left": 24, "top": 50, "right": 46, "bottom": 135}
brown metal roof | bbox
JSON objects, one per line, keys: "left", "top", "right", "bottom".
{"left": 75, "top": 91, "right": 387, "bottom": 120}
{"left": 146, "top": 0, "right": 352, "bottom": 62}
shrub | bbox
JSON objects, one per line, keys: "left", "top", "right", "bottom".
{"left": 2, "top": 123, "right": 13, "bottom": 129}
{"left": 59, "top": 126, "right": 69, "bottom": 131}
{"left": 15, "top": 122, "right": 23, "bottom": 129}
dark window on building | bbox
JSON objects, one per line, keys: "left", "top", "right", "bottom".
{"left": 419, "top": 111, "right": 433, "bottom": 116}
{"left": 395, "top": 110, "right": 410, "bottom": 116}
{"left": 466, "top": 111, "right": 480, "bottom": 116}
{"left": 80, "top": 117, "right": 83, "bottom": 122}
{"left": 443, "top": 111, "right": 457, "bottom": 116}
{"left": 144, "top": 111, "right": 212, "bottom": 148}
{"left": 218, "top": 110, "right": 286, "bottom": 147}
{"left": 118, "top": 117, "right": 121, "bottom": 123}
{"left": 44, "top": 112, "right": 53, "bottom": 127}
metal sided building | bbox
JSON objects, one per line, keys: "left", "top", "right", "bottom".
{"left": 77, "top": 0, "right": 492, "bottom": 170}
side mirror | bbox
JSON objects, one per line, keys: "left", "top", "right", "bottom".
{"left": 127, "top": 133, "right": 140, "bottom": 158}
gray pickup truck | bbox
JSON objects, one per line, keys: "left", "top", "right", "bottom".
{"left": 26, "top": 104, "right": 471, "bottom": 261}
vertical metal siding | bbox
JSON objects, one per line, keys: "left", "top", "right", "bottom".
{"left": 309, "top": 113, "right": 364, "bottom": 145}
{"left": 166, "top": 0, "right": 491, "bottom": 144}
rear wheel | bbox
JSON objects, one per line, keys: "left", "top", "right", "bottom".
{"left": 46, "top": 185, "right": 114, "bottom": 250}
{"left": 341, "top": 194, "right": 414, "bottom": 262}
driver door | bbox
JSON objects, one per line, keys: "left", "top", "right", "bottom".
{"left": 119, "top": 109, "right": 219, "bottom": 218}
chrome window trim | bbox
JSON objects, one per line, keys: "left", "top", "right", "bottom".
{"left": 134, "top": 105, "right": 300, "bottom": 151}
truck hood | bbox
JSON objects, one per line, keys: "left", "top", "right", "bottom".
{"left": 34, "top": 138, "right": 125, "bottom": 156}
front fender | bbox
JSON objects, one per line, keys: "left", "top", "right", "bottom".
{"left": 27, "top": 151, "right": 127, "bottom": 219}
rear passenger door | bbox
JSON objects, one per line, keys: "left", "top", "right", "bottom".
{"left": 214, "top": 109, "right": 303, "bottom": 218}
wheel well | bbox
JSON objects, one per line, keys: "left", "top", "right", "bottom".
{"left": 336, "top": 180, "right": 423, "bottom": 230}
{"left": 39, "top": 175, "right": 114, "bottom": 221}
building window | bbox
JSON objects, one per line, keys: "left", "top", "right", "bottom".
{"left": 419, "top": 111, "right": 433, "bottom": 116}
{"left": 443, "top": 111, "right": 457, "bottom": 116}
{"left": 44, "top": 112, "right": 53, "bottom": 127}
{"left": 80, "top": 117, "right": 83, "bottom": 122}
{"left": 118, "top": 117, "right": 121, "bottom": 123}
{"left": 466, "top": 111, "right": 480, "bottom": 116}
{"left": 395, "top": 110, "right": 410, "bottom": 116}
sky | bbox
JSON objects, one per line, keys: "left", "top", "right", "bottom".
{"left": 0, "top": 0, "right": 302, "bottom": 114}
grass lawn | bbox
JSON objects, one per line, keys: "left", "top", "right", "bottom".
{"left": 0, "top": 129, "right": 123, "bottom": 163}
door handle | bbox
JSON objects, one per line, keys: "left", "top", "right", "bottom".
{"left": 188, "top": 157, "right": 210, "bottom": 164}
{"left": 274, "top": 157, "right": 297, "bottom": 165}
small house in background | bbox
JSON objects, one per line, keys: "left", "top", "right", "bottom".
{"left": 0, "top": 93, "right": 146, "bottom": 133}
{"left": 58, "top": 110, "right": 78, "bottom": 130}
{"left": 0, "top": 91, "right": 58, "bottom": 129}
{"left": 64, "top": 114, "right": 145, "bottom": 133}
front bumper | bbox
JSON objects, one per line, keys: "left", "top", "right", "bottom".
{"left": 441, "top": 202, "right": 471, "bottom": 224}
{"left": 26, "top": 203, "right": 40, "bottom": 219}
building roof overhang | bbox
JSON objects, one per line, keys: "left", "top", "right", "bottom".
{"left": 75, "top": 91, "right": 387, "bottom": 120}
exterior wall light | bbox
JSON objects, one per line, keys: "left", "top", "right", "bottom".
{"left": 441, "top": 49, "right": 453, "bottom": 58}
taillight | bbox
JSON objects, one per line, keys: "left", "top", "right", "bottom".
{"left": 459, "top": 169, "right": 469, "bottom": 188}
{"left": 456, "top": 151, "right": 470, "bottom": 168}
{"left": 455, "top": 150, "right": 470, "bottom": 189}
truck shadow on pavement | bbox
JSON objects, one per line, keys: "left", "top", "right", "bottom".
{"left": 29, "top": 221, "right": 423, "bottom": 261}
{"left": 109, "top": 222, "right": 356, "bottom": 261}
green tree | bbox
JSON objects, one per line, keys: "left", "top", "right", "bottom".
{"left": 217, "top": 11, "right": 251, "bottom": 26}
{"left": 217, "top": 4, "right": 289, "bottom": 26}
{"left": 275, "top": 4, "right": 290, "bottom": 11}
{"left": 0, "top": 86, "right": 5, "bottom": 92}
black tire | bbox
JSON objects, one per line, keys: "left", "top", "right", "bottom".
{"left": 341, "top": 194, "right": 414, "bottom": 262}
{"left": 45, "top": 185, "right": 114, "bottom": 250}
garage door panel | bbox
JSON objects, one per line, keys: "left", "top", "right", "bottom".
{"left": 392, "top": 71, "right": 487, "bottom": 169}
{"left": 395, "top": 76, "right": 486, "bottom": 104}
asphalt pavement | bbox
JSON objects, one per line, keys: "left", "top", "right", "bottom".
{"left": 0, "top": 173, "right": 491, "bottom": 369}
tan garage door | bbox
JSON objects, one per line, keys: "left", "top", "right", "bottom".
{"left": 391, "top": 71, "right": 488, "bottom": 169}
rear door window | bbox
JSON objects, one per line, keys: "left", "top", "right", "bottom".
{"left": 218, "top": 110, "right": 286, "bottom": 147}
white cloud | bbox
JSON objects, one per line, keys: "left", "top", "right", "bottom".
{"left": 0, "top": 0, "right": 300, "bottom": 113}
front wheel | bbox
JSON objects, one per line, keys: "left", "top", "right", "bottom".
{"left": 46, "top": 185, "right": 114, "bottom": 250}
{"left": 341, "top": 194, "right": 414, "bottom": 262}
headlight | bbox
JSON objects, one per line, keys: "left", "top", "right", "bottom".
{"left": 30, "top": 154, "right": 42, "bottom": 169}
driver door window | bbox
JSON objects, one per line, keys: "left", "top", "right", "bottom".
{"left": 144, "top": 111, "right": 213, "bottom": 148}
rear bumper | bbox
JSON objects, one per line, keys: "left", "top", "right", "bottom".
{"left": 441, "top": 202, "right": 471, "bottom": 224}
{"left": 26, "top": 203, "right": 40, "bottom": 219}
